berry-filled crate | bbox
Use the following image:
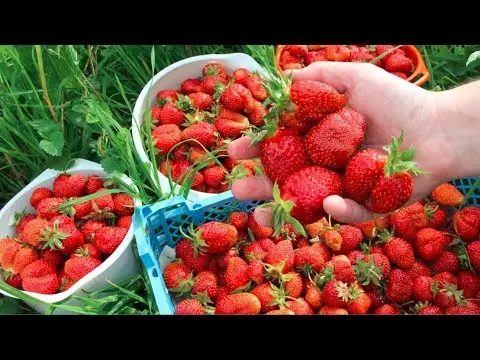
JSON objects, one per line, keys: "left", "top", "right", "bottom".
{"left": 0, "top": 159, "right": 141, "bottom": 314}
{"left": 134, "top": 176, "right": 479, "bottom": 315}
{"left": 131, "top": 53, "right": 269, "bottom": 204}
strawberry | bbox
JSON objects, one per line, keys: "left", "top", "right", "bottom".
{"left": 152, "top": 124, "right": 181, "bottom": 155}
{"left": 344, "top": 131, "right": 423, "bottom": 214}
{"left": 112, "top": 193, "right": 134, "bottom": 217}
{"left": 188, "top": 147, "right": 214, "bottom": 168}
{"left": 228, "top": 212, "right": 248, "bottom": 233}
{"left": 182, "top": 222, "right": 238, "bottom": 255}
{"left": 94, "top": 226, "right": 127, "bottom": 255}
{"left": 431, "top": 183, "right": 465, "bottom": 207}
{"left": 250, "top": 282, "right": 289, "bottom": 313}
{"left": 20, "top": 260, "right": 59, "bottom": 294}
{"left": 385, "top": 53, "right": 414, "bottom": 74}
{"left": 389, "top": 201, "right": 429, "bottom": 243}
{"left": 284, "top": 45, "right": 308, "bottom": 58}
{"left": 247, "top": 259, "right": 265, "bottom": 284}
{"left": 18, "top": 218, "right": 49, "bottom": 247}
{"left": 151, "top": 106, "right": 162, "bottom": 121}
{"left": 325, "top": 45, "right": 351, "bottom": 62}
{"left": 224, "top": 257, "right": 249, "bottom": 291}
{"left": 284, "top": 272, "right": 303, "bottom": 298}
{"left": 246, "top": 100, "right": 267, "bottom": 128}
{"left": 64, "top": 256, "right": 102, "bottom": 281}
{"left": 164, "top": 262, "right": 194, "bottom": 291}
{"left": 334, "top": 225, "right": 364, "bottom": 255}
{"left": 0, "top": 239, "right": 21, "bottom": 269}
{"left": 378, "top": 229, "right": 415, "bottom": 270}
{"left": 374, "top": 304, "right": 401, "bottom": 315}
{"left": 457, "top": 270, "right": 480, "bottom": 298}
{"left": 30, "top": 188, "right": 53, "bottom": 208}
{"left": 215, "top": 293, "right": 261, "bottom": 315}
{"left": 175, "top": 299, "right": 205, "bottom": 315}
{"left": 53, "top": 174, "right": 86, "bottom": 198}
{"left": 445, "top": 306, "right": 478, "bottom": 315}
{"left": 188, "top": 92, "right": 212, "bottom": 111}
{"left": 347, "top": 250, "right": 368, "bottom": 265}
{"left": 201, "top": 75, "right": 228, "bottom": 95}
{"left": 201, "top": 165, "right": 226, "bottom": 188}
{"left": 171, "top": 160, "right": 205, "bottom": 188}
{"left": 375, "top": 45, "right": 395, "bottom": 62}
{"left": 70, "top": 199, "right": 93, "bottom": 220}
{"left": 39, "top": 249, "right": 64, "bottom": 268}
{"left": 1, "top": 244, "right": 38, "bottom": 277}
{"left": 417, "top": 305, "right": 443, "bottom": 315}
{"left": 304, "top": 49, "right": 327, "bottom": 65}
{"left": 294, "top": 238, "right": 310, "bottom": 249}
{"left": 233, "top": 68, "right": 250, "bottom": 84}
{"left": 5, "top": 274, "right": 22, "bottom": 289}
{"left": 318, "top": 306, "right": 348, "bottom": 315}
{"left": 117, "top": 216, "right": 132, "bottom": 229}
{"left": 351, "top": 46, "right": 375, "bottom": 62}
{"left": 346, "top": 287, "right": 371, "bottom": 314}
{"left": 453, "top": 207, "right": 480, "bottom": 242}
{"left": 322, "top": 280, "right": 351, "bottom": 308}
{"left": 181, "top": 122, "right": 217, "bottom": 148}
{"left": 415, "top": 228, "right": 447, "bottom": 261}
{"left": 243, "top": 74, "right": 268, "bottom": 102}
{"left": 304, "top": 107, "right": 366, "bottom": 170}
{"left": 412, "top": 276, "right": 434, "bottom": 302}
{"left": 40, "top": 218, "right": 85, "bottom": 255}
{"left": 92, "top": 188, "right": 115, "bottom": 212}
{"left": 265, "top": 309, "right": 295, "bottom": 315}
{"left": 431, "top": 250, "right": 460, "bottom": 274}
{"left": 432, "top": 282, "right": 465, "bottom": 310}
{"left": 285, "top": 298, "right": 314, "bottom": 314}
{"left": 175, "top": 238, "right": 211, "bottom": 272}
{"left": 425, "top": 202, "right": 447, "bottom": 229}
{"left": 324, "top": 257, "right": 357, "bottom": 285}
{"left": 156, "top": 89, "right": 178, "bottom": 105}
{"left": 243, "top": 241, "right": 269, "bottom": 262}
{"left": 259, "top": 128, "right": 309, "bottom": 186}
{"left": 273, "top": 166, "right": 344, "bottom": 227}
{"left": 202, "top": 62, "right": 227, "bottom": 79}
{"left": 467, "top": 241, "right": 480, "bottom": 272}
{"left": 264, "top": 240, "right": 295, "bottom": 274}
{"left": 156, "top": 103, "right": 185, "bottom": 126}
{"left": 385, "top": 269, "right": 413, "bottom": 303}
{"left": 172, "top": 143, "right": 189, "bottom": 162}
{"left": 433, "top": 271, "right": 457, "bottom": 286}
{"left": 406, "top": 261, "right": 431, "bottom": 280}
{"left": 218, "top": 83, "right": 250, "bottom": 112}
{"left": 81, "top": 220, "right": 107, "bottom": 242}
{"left": 213, "top": 287, "right": 229, "bottom": 303}
{"left": 36, "top": 197, "right": 65, "bottom": 220}
{"left": 181, "top": 78, "right": 202, "bottom": 94}
{"left": 71, "top": 243, "right": 102, "bottom": 260}
{"left": 191, "top": 271, "right": 218, "bottom": 299}
{"left": 367, "top": 289, "right": 388, "bottom": 308}
{"left": 280, "top": 50, "right": 303, "bottom": 70}
{"left": 305, "top": 285, "right": 323, "bottom": 309}
{"left": 294, "top": 245, "right": 325, "bottom": 277}
{"left": 15, "top": 213, "right": 37, "bottom": 236}
{"left": 214, "top": 116, "right": 249, "bottom": 139}
{"left": 354, "top": 254, "right": 390, "bottom": 289}
{"left": 391, "top": 72, "right": 408, "bottom": 79}
{"left": 247, "top": 212, "right": 274, "bottom": 239}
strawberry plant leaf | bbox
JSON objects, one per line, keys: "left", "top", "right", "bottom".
{"left": 466, "top": 51, "right": 480, "bottom": 67}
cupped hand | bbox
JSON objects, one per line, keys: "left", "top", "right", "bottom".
{"left": 228, "top": 61, "right": 458, "bottom": 226}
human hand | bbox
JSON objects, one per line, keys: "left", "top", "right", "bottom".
{"left": 228, "top": 61, "right": 462, "bottom": 226}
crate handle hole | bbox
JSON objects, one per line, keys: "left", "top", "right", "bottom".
{"left": 151, "top": 268, "right": 159, "bottom": 278}
{"left": 193, "top": 204, "right": 201, "bottom": 209}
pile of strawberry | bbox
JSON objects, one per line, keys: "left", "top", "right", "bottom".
{"left": 149, "top": 62, "right": 268, "bottom": 194}
{"left": 279, "top": 45, "right": 415, "bottom": 80}
{"left": 0, "top": 173, "right": 134, "bottom": 295}
{"left": 164, "top": 182, "right": 480, "bottom": 315}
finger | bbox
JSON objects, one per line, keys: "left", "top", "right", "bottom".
{"left": 230, "top": 175, "right": 274, "bottom": 201}
{"left": 254, "top": 206, "right": 274, "bottom": 227}
{"left": 283, "top": 61, "right": 367, "bottom": 94}
{"left": 227, "top": 136, "right": 260, "bottom": 160}
{"left": 323, "top": 195, "right": 380, "bottom": 223}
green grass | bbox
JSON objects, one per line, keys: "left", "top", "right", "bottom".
{"left": 0, "top": 44, "right": 479, "bottom": 314}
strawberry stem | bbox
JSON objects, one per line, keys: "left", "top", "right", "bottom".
{"left": 383, "top": 130, "right": 426, "bottom": 177}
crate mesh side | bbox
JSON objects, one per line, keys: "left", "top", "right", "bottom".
{"left": 451, "top": 177, "right": 480, "bottom": 206}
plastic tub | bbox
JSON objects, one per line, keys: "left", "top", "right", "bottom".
{"left": 131, "top": 53, "right": 269, "bottom": 204}
{"left": 275, "top": 45, "right": 430, "bottom": 87}
{"left": 0, "top": 159, "right": 142, "bottom": 314}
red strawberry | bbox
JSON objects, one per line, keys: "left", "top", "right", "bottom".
{"left": 431, "top": 183, "right": 464, "bottom": 207}
{"left": 213, "top": 287, "right": 229, "bottom": 303}
{"left": 406, "top": 261, "right": 431, "bottom": 280}
{"left": 325, "top": 45, "right": 351, "bottom": 62}
{"left": 156, "top": 89, "right": 178, "bottom": 104}
{"left": 294, "top": 245, "right": 325, "bottom": 277}
{"left": 220, "top": 83, "right": 253, "bottom": 113}
{"left": 294, "top": 238, "right": 310, "bottom": 249}
{"left": 378, "top": 229, "right": 415, "bottom": 270}
{"left": 117, "top": 216, "right": 132, "bottom": 229}
{"left": 81, "top": 220, "right": 107, "bottom": 242}
{"left": 304, "top": 107, "right": 366, "bottom": 170}
{"left": 1, "top": 244, "right": 38, "bottom": 276}
{"left": 20, "top": 260, "right": 59, "bottom": 295}
{"left": 285, "top": 298, "right": 313, "bottom": 314}
{"left": 425, "top": 202, "right": 447, "bottom": 229}
{"left": 39, "top": 249, "right": 64, "bottom": 268}
{"left": 181, "top": 78, "right": 202, "bottom": 94}
{"left": 412, "top": 276, "right": 434, "bottom": 302}
{"left": 175, "top": 238, "right": 210, "bottom": 273}
{"left": 171, "top": 160, "right": 205, "bottom": 188}
{"left": 374, "top": 304, "right": 401, "bottom": 315}
{"left": 366, "top": 290, "right": 386, "bottom": 309}
{"left": 417, "top": 305, "right": 443, "bottom": 315}
{"left": 305, "top": 285, "right": 323, "bottom": 309}
{"left": 15, "top": 214, "right": 37, "bottom": 236}
{"left": 265, "top": 240, "right": 295, "bottom": 274}
{"left": 164, "top": 262, "right": 193, "bottom": 291}
{"left": 246, "top": 100, "right": 267, "bottom": 128}
{"left": 284, "top": 272, "right": 303, "bottom": 298}
{"left": 328, "top": 257, "right": 357, "bottom": 285}
{"left": 202, "top": 166, "right": 226, "bottom": 188}
{"left": 432, "top": 282, "right": 464, "bottom": 310}
{"left": 284, "top": 45, "right": 308, "bottom": 58}
{"left": 247, "top": 259, "right": 265, "bottom": 284}
{"left": 214, "top": 117, "right": 249, "bottom": 139}
{"left": 433, "top": 271, "right": 457, "bottom": 287}
{"left": 151, "top": 106, "right": 162, "bottom": 121}
{"left": 53, "top": 174, "right": 86, "bottom": 198}
{"left": 157, "top": 103, "right": 185, "bottom": 126}
{"left": 259, "top": 129, "right": 309, "bottom": 186}
{"left": 201, "top": 75, "right": 228, "bottom": 95}
{"left": 216, "top": 249, "right": 238, "bottom": 270}
{"left": 191, "top": 271, "right": 218, "bottom": 299}
{"left": 347, "top": 250, "right": 368, "bottom": 265}
{"left": 64, "top": 256, "right": 102, "bottom": 281}
{"left": 233, "top": 68, "right": 250, "bottom": 84}
{"left": 30, "top": 188, "right": 53, "bottom": 208}
{"left": 445, "top": 306, "right": 478, "bottom": 315}
{"left": 280, "top": 50, "right": 303, "bottom": 70}
{"left": 19, "top": 218, "right": 49, "bottom": 247}
{"left": 247, "top": 212, "right": 274, "bottom": 239}
{"left": 175, "top": 299, "right": 205, "bottom": 315}
{"left": 228, "top": 212, "right": 248, "bottom": 233}
{"left": 318, "top": 306, "right": 348, "bottom": 315}
{"left": 322, "top": 280, "right": 350, "bottom": 308}
{"left": 71, "top": 243, "right": 102, "bottom": 260}
{"left": 152, "top": 124, "right": 181, "bottom": 155}
{"left": 431, "top": 250, "right": 460, "bottom": 274}
{"left": 385, "top": 53, "right": 414, "bottom": 74}
{"left": 454, "top": 207, "right": 480, "bottom": 242}
{"left": 375, "top": 45, "right": 395, "bottom": 62}
{"left": 335, "top": 225, "right": 364, "bottom": 255}
{"left": 265, "top": 309, "right": 295, "bottom": 315}
{"left": 457, "top": 270, "right": 480, "bottom": 298}
{"left": 243, "top": 241, "right": 269, "bottom": 262}
{"left": 183, "top": 221, "right": 238, "bottom": 255}
{"left": 215, "top": 293, "right": 261, "bottom": 315}
{"left": 188, "top": 92, "right": 212, "bottom": 111}
{"left": 40, "top": 218, "right": 85, "bottom": 255}
{"left": 92, "top": 188, "right": 115, "bottom": 212}
{"left": 112, "top": 193, "right": 134, "bottom": 217}
{"left": 94, "top": 226, "right": 127, "bottom": 255}
{"left": 415, "top": 228, "right": 447, "bottom": 261}
{"left": 189, "top": 147, "right": 215, "bottom": 168}
{"left": 181, "top": 122, "right": 217, "bottom": 148}
{"left": 70, "top": 199, "right": 93, "bottom": 220}
{"left": 243, "top": 74, "right": 268, "bottom": 102}
{"left": 304, "top": 49, "right": 327, "bottom": 65}
{"left": 36, "top": 197, "right": 65, "bottom": 220}
{"left": 250, "top": 282, "right": 290, "bottom": 313}
{"left": 171, "top": 143, "right": 189, "bottom": 162}
{"left": 390, "top": 201, "right": 429, "bottom": 243}
{"left": 202, "top": 62, "right": 227, "bottom": 78}
{"left": 467, "top": 241, "right": 480, "bottom": 272}
{"left": 385, "top": 269, "right": 413, "bottom": 303}
{"left": 5, "top": 274, "right": 22, "bottom": 289}
{"left": 346, "top": 288, "right": 371, "bottom": 314}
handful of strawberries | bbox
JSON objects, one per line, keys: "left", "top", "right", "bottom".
{"left": 148, "top": 62, "right": 269, "bottom": 194}
{"left": 166, "top": 182, "right": 480, "bottom": 315}
{"left": 0, "top": 173, "right": 134, "bottom": 295}
{"left": 278, "top": 45, "right": 416, "bottom": 80}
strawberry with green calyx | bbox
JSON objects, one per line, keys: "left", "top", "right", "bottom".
{"left": 164, "top": 262, "right": 195, "bottom": 296}
{"left": 39, "top": 219, "right": 84, "bottom": 255}
{"left": 424, "top": 200, "right": 447, "bottom": 229}
{"left": 215, "top": 293, "right": 261, "bottom": 315}
{"left": 345, "top": 130, "right": 425, "bottom": 214}
{"left": 30, "top": 187, "right": 53, "bottom": 208}
{"left": 354, "top": 257, "right": 385, "bottom": 288}
{"left": 314, "top": 264, "right": 335, "bottom": 290}
{"left": 180, "top": 221, "right": 238, "bottom": 255}
{"left": 431, "top": 183, "right": 465, "bottom": 207}
{"left": 376, "top": 228, "right": 415, "bottom": 270}
{"left": 71, "top": 243, "right": 102, "bottom": 260}
{"left": 13, "top": 212, "right": 37, "bottom": 237}
{"left": 431, "top": 281, "right": 467, "bottom": 310}
{"left": 175, "top": 298, "right": 207, "bottom": 315}
{"left": 64, "top": 256, "right": 102, "bottom": 282}
{"left": 222, "top": 163, "right": 252, "bottom": 189}
{"left": 294, "top": 245, "right": 325, "bottom": 278}
{"left": 250, "top": 282, "right": 296, "bottom": 313}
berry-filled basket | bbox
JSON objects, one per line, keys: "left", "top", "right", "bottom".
{"left": 134, "top": 176, "right": 479, "bottom": 315}
{"left": 0, "top": 159, "right": 141, "bottom": 314}
{"left": 275, "top": 45, "right": 430, "bottom": 87}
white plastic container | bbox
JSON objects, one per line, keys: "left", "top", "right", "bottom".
{"left": 131, "top": 53, "right": 269, "bottom": 203}
{"left": 0, "top": 159, "right": 141, "bottom": 314}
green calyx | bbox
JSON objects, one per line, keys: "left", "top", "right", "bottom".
{"left": 74, "top": 247, "right": 89, "bottom": 257}
{"left": 174, "top": 94, "right": 195, "bottom": 113}
{"left": 12, "top": 209, "right": 28, "bottom": 227}
{"left": 39, "top": 220, "right": 69, "bottom": 251}
{"left": 424, "top": 201, "right": 439, "bottom": 221}
{"left": 190, "top": 291, "right": 214, "bottom": 306}
{"left": 266, "top": 282, "right": 290, "bottom": 309}
{"left": 212, "top": 82, "right": 228, "bottom": 102}
{"left": 262, "top": 183, "right": 307, "bottom": 238}
{"left": 444, "top": 283, "right": 466, "bottom": 306}
{"left": 263, "top": 261, "right": 286, "bottom": 284}
{"left": 315, "top": 264, "right": 334, "bottom": 290}
{"left": 223, "top": 163, "right": 250, "bottom": 187}
{"left": 261, "top": 70, "right": 293, "bottom": 123}
{"left": 82, "top": 201, "right": 116, "bottom": 221}
{"left": 354, "top": 258, "right": 384, "bottom": 287}
{"left": 375, "top": 228, "right": 394, "bottom": 244}
{"left": 297, "top": 263, "right": 315, "bottom": 278}
{"left": 411, "top": 301, "right": 431, "bottom": 314}
{"left": 168, "top": 273, "right": 195, "bottom": 297}
{"left": 449, "top": 235, "right": 476, "bottom": 274}
{"left": 243, "top": 116, "right": 279, "bottom": 145}
{"left": 383, "top": 130, "right": 426, "bottom": 178}
{"left": 182, "top": 111, "right": 208, "bottom": 127}
{"left": 359, "top": 242, "right": 372, "bottom": 254}
{"left": 179, "top": 223, "right": 207, "bottom": 258}
{"left": 157, "top": 98, "right": 169, "bottom": 107}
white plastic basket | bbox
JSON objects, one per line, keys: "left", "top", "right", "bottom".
{"left": 131, "top": 53, "right": 268, "bottom": 203}
{"left": 0, "top": 159, "right": 142, "bottom": 314}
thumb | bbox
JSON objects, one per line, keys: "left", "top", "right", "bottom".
{"left": 322, "top": 195, "right": 381, "bottom": 223}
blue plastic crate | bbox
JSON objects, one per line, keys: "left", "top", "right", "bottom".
{"left": 134, "top": 178, "right": 479, "bottom": 315}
